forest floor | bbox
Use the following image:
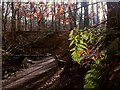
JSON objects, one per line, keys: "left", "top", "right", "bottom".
{"left": 2, "top": 31, "right": 86, "bottom": 89}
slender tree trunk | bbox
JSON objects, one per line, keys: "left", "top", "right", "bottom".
{"left": 51, "top": 13, "right": 54, "bottom": 31}
{"left": 101, "top": 2, "right": 106, "bottom": 20}
{"left": 54, "top": 1, "right": 57, "bottom": 32}
{"left": 68, "top": 5, "right": 73, "bottom": 30}
{"left": 73, "top": 1, "right": 77, "bottom": 28}
{"left": 30, "top": 18, "right": 32, "bottom": 31}
{"left": 11, "top": 2, "right": 16, "bottom": 43}
{"left": 79, "top": 3, "right": 83, "bottom": 29}
{"left": 58, "top": 17, "right": 61, "bottom": 31}
{"left": 2, "top": 2, "right": 4, "bottom": 31}
{"left": 17, "top": 3, "right": 21, "bottom": 31}
{"left": 25, "top": 15, "right": 27, "bottom": 31}
{"left": 91, "top": 1, "right": 95, "bottom": 25}
{"left": 96, "top": 1, "right": 100, "bottom": 23}
{"left": 84, "top": 2, "right": 89, "bottom": 27}
{"left": 63, "top": 2, "right": 66, "bottom": 30}
{"left": 3, "top": 2, "right": 9, "bottom": 31}
{"left": 107, "top": 2, "right": 119, "bottom": 29}
{"left": 38, "top": 21, "right": 40, "bottom": 31}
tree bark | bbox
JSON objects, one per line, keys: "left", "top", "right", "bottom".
{"left": 11, "top": 2, "right": 16, "bottom": 43}
{"left": 79, "top": 2, "right": 83, "bottom": 29}
{"left": 68, "top": 5, "right": 73, "bottom": 30}
{"left": 96, "top": 1, "right": 100, "bottom": 23}
{"left": 3, "top": 2, "right": 9, "bottom": 31}
{"left": 91, "top": 1, "right": 95, "bottom": 25}
{"left": 25, "top": 15, "right": 27, "bottom": 31}
{"left": 17, "top": 3, "right": 21, "bottom": 31}
{"left": 83, "top": 2, "right": 89, "bottom": 28}
{"left": 30, "top": 18, "right": 32, "bottom": 31}
{"left": 107, "top": 2, "right": 120, "bottom": 29}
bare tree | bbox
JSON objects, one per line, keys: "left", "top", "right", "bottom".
{"left": 17, "top": 2, "right": 21, "bottom": 31}
{"left": 83, "top": 2, "right": 89, "bottom": 27}
{"left": 24, "top": 14, "right": 27, "bottom": 31}
{"left": 63, "top": 2, "right": 66, "bottom": 30}
{"left": 91, "top": 1, "right": 95, "bottom": 25}
{"left": 96, "top": 1, "right": 100, "bottom": 23}
{"left": 79, "top": 2, "right": 83, "bottom": 29}
{"left": 3, "top": 2, "right": 10, "bottom": 31}
{"left": 11, "top": 2, "right": 16, "bottom": 43}
{"left": 68, "top": 4, "right": 73, "bottom": 30}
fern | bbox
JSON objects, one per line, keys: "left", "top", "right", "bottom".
{"left": 84, "top": 61, "right": 101, "bottom": 89}
{"left": 69, "top": 27, "right": 107, "bottom": 89}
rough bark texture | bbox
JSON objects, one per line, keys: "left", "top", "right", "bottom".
{"left": 107, "top": 2, "right": 120, "bottom": 29}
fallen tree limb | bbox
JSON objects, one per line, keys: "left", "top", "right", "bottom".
{"left": 2, "top": 56, "right": 57, "bottom": 89}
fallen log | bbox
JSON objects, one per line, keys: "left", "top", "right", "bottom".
{"left": 2, "top": 56, "right": 57, "bottom": 90}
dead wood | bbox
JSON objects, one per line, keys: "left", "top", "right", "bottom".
{"left": 2, "top": 56, "right": 57, "bottom": 89}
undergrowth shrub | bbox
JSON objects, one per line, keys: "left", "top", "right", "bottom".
{"left": 69, "top": 27, "right": 108, "bottom": 89}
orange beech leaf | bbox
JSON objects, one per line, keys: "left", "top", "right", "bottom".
{"left": 59, "top": 6, "right": 63, "bottom": 13}
{"left": 55, "top": 13, "right": 60, "bottom": 17}
{"left": 46, "top": 13, "right": 49, "bottom": 17}
{"left": 79, "top": 50, "right": 84, "bottom": 55}
{"left": 68, "top": 2, "right": 71, "bottom": 6}
{"left": 86, "top": 49, "right": 90, "bottom": 54}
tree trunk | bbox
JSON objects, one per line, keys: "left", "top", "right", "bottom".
{"left": 11, "top": 2, "right": 16, "bottom": 43}
{"left": 84, "top": 2, "right": 89, "bottom": 28}
{"left": 101, "top": 2, "right": 106, "bottom": 20}
{"left": 107, "top": 2, "right": 120, "bottom": 29}
{"left": 73, "top": 2, "right": 77, "bottom": 28}
{"left": 54, "top": 1, "right": 57, "bottom": 32}
{"left": 79, "top": 3, "right": 83, "bottom": 29}
{"left": 30, "top": 18, "right": 32, "bottom": 31}
{"left": 25, "top": 15, "right": 27, "bottom": 31}
{"left": 68, "top": 6, "right": 73, "bottom": 30}
{"left": 91, "top": 1, "right": 95, "bottom": 25}
{"left": 52, "top": 13, "right": 54, "bottom": 31}
{"left": 17, "top": 3, "right": 21, "bottom": 31}
{"left": 2, "top": 2, "right": 4, "bottom": 31}
{"left": 63, "top": 2, "right": 66, "bottom": 30}
{"left": 58, "top": 17, "right": 61, "bottom": 31}
{"left": 96, "top": 2, "right": 100, "bottom": 23}
{"left": 3, "top": 2, "right": 9, "bottom": 31}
